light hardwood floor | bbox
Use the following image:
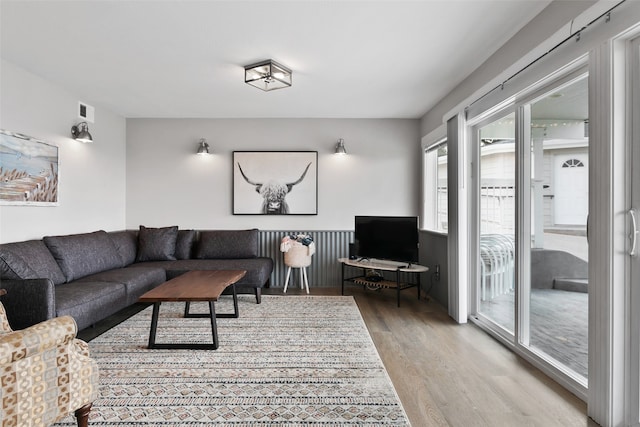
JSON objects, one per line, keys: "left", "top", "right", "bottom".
{"left": 80, "top": 285, "right": 597, "bottom": 426}
{"left": 265, "top": 286, "right": 596, "bottom": 427}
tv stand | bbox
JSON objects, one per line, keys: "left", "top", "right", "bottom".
{"left": 338, "top": 258, "right": 428, "bottom": 307}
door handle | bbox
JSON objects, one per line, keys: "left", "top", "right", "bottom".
{"left": 631, "top": 209, "right": 639, "bottom": 257}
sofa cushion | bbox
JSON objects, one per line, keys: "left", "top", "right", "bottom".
{"left": 108, "top": 230, "right": 138, "bottom": 266}
{"left": 0, "top": 240, "right": 66, "bottom": 285}
{"left": 54, "top": 281, "right": 127, "bottom": 331}
{"left": 43, "top": 231, "right": 122, "bottom": 282}
{"left": 77, "top": 266, "right": 166, "bottom": 305}
{"left": 175, "top": 230, "right": 197, "bottom": 260}
{"left": 0, "top": 249, "right": 36, "bottom": 279}
{"left": 137, "top": 258, "right": 273, "bottom": 287}
{"left": 136, "top": 225, "right": 178, "bottom": 262}
{"left": 196, "top": 229, "right": 258, "bottom": 259}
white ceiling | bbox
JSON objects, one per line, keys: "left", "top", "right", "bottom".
{"left": 0, "top": 0, "right": 553, "bottom": 119}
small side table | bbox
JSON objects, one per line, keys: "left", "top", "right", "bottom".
{"left": 339, "top": 258, "right": 428, "bottom": 307}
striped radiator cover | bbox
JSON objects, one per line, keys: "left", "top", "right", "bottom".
{"left": 259, "top": 230, "right": 353, "bottom": 288}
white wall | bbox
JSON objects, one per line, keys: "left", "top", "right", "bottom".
{"left": 126, "top": 118, "right": 420, "bottom": 230}
{"left": 0, "top": 60, "right": 127, "bottom": 243}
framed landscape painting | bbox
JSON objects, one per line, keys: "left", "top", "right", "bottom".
{"left": 0, "top": 129, "right": 59, "bottom": 206}
{"left": 233, "top": 151, "right": 318, "bottom": 215}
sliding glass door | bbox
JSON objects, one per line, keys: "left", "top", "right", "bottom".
{"left": 473, "top": 111, "right": 516, "bottom": 335}
{"left": 470, "top": 70, "right": 589, "bottom": 385}
{"left": 525, "top": 75, "right": 589, "bottom": 381}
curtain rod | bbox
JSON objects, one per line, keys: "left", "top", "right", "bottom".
{"left": 465, "top": 0, "right": 626, "bottom": 112}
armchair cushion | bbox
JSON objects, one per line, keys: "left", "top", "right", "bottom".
{"left": 0, "top": 302, "right": 98, "bottom": 426}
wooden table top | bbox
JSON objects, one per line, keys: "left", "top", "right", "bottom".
{"left": 139, "top": 270, "right": 246, "bottom": 302}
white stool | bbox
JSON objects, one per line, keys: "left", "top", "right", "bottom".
{"left": 283, "top": 244, "right": 312, "bottom": 294}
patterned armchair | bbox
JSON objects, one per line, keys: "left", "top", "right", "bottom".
{"left": 0, "top": 299, "right": 98, "bottom": 427}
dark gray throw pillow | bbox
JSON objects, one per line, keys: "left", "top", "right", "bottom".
{"left": 136, "top": 225, "right": 178, "bottom": 262}
{"left": 175, "top": 229, "right": 197, "bottom": 260}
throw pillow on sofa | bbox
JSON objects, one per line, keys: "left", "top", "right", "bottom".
{"left": 175, "top": 229, "right": 197, "bottom": 260}
{"left": 136, "top": 225, "right": 178, "bottom": 262}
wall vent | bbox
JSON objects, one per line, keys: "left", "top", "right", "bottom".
{"left": 78, "top": 102, "right": 95, "bottom": 123}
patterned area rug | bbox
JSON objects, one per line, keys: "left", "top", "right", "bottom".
{"left": 54, "top": 295, "right": 409, "bottom": 426}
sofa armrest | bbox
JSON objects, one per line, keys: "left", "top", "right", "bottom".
{"left": 0, "top": 278, "right": 56, "bottom": 329}
{"left": 0, "top": 315, "right": 77, "bottom": 365}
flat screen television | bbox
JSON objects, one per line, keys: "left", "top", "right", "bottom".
{"left": 354, "top": 216, "right": 419, "bottom": 263}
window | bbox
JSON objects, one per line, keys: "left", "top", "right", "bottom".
{"left": 423, "top": 138, "right": 448, "bottom": 232}
{"left": 561, "top": 159, "right": 585, "bottom": 168}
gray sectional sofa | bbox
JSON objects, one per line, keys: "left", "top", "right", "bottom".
{"left": 0, "top": 226, "right": 273, "bottom": 331}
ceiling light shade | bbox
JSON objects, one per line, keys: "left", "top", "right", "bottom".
{"left": 335, "top": 138, "right": 347, "bottom": 155}
{"left": 244, "top": 59, "right": 292, "bottom": 91}
{"left": 196, "top": 138, "right": 210, "bottom": 155}
{"left": 71, "top": 122, "right": 93, "bottom": 143}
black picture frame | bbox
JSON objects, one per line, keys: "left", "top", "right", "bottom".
{"left": 233, "top": 151, "right": 318, "bottom": 215}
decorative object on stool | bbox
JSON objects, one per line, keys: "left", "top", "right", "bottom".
{"left": 280, "top": 233, "right": 315, "bottom": 293}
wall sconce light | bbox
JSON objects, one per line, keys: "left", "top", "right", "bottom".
{"left": 244, "top": 59, "right": 292, "bottom": 91}
{"left": 71, "top": 122, "right": 93, "bottom": 143}
{"left": 335, "top": 138, "right": 347, "bottom": 155}
{"left": 196, "top": 138, "right": 211, "bottom": 155}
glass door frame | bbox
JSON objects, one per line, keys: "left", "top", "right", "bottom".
{"left": 515, "top": 69, "right": 589, "bottom": 389}
{"left": 627, "top": 34, "right": 640, "bottom": 427}
{"left": 467, "top": 63, "right": 590, "bottom": 399}
{"left": 468, "top": 103, "right": 518, "bottom": 344}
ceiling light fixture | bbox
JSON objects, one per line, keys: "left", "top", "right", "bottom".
{"left": 244, "top": 59, "right": 292, "bottom": 91}
{"left": 196, "top": 138, "right": 210, "bottom": 155}
{"left": 335, "top": 138, "right": 347, "bottom": 155}
{"left": 71, "top": 122, "right": 93, "bottom": 143}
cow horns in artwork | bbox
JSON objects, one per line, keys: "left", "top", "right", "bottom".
{"left": 237, "top": 162, "right": 312, "bottom": 214}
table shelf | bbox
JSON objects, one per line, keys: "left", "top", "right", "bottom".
{"left": 338, "top": 258, "right": 428, "bottom": 307}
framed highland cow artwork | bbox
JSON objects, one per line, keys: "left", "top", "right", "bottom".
{"left": 233, "top": 151, "right": 318, "bottom": 215}
{"left": 0, "top": 129, "right": 59, "bottom": 206}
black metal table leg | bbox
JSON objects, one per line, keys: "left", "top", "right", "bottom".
{"left": 341, "top": 262, "right": 345, "bottom": 295}
{"left": 148, "top": 302, "right": 161, "bottom": 348}
{"left": 216, "top": 284, "right": 239, "bottom": 319}
{"left": 184, "top": 284, "right": 239, "bottom": 319}
{"left": 396, "top": 270, "right": 401, "bottom": 307}
{"left": 148, "top": 298, "right": 227, "bottom": 350}
{"left": 209, "top": 300, "right": 218, "bottom": 349}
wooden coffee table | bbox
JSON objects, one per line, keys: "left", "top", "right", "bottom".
{"left": 139, "top": 270, "right": 246, "bottom": 350}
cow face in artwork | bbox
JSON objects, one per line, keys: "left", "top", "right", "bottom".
{"left": 237, "top": 162, "right": 312, "bottom": 214}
